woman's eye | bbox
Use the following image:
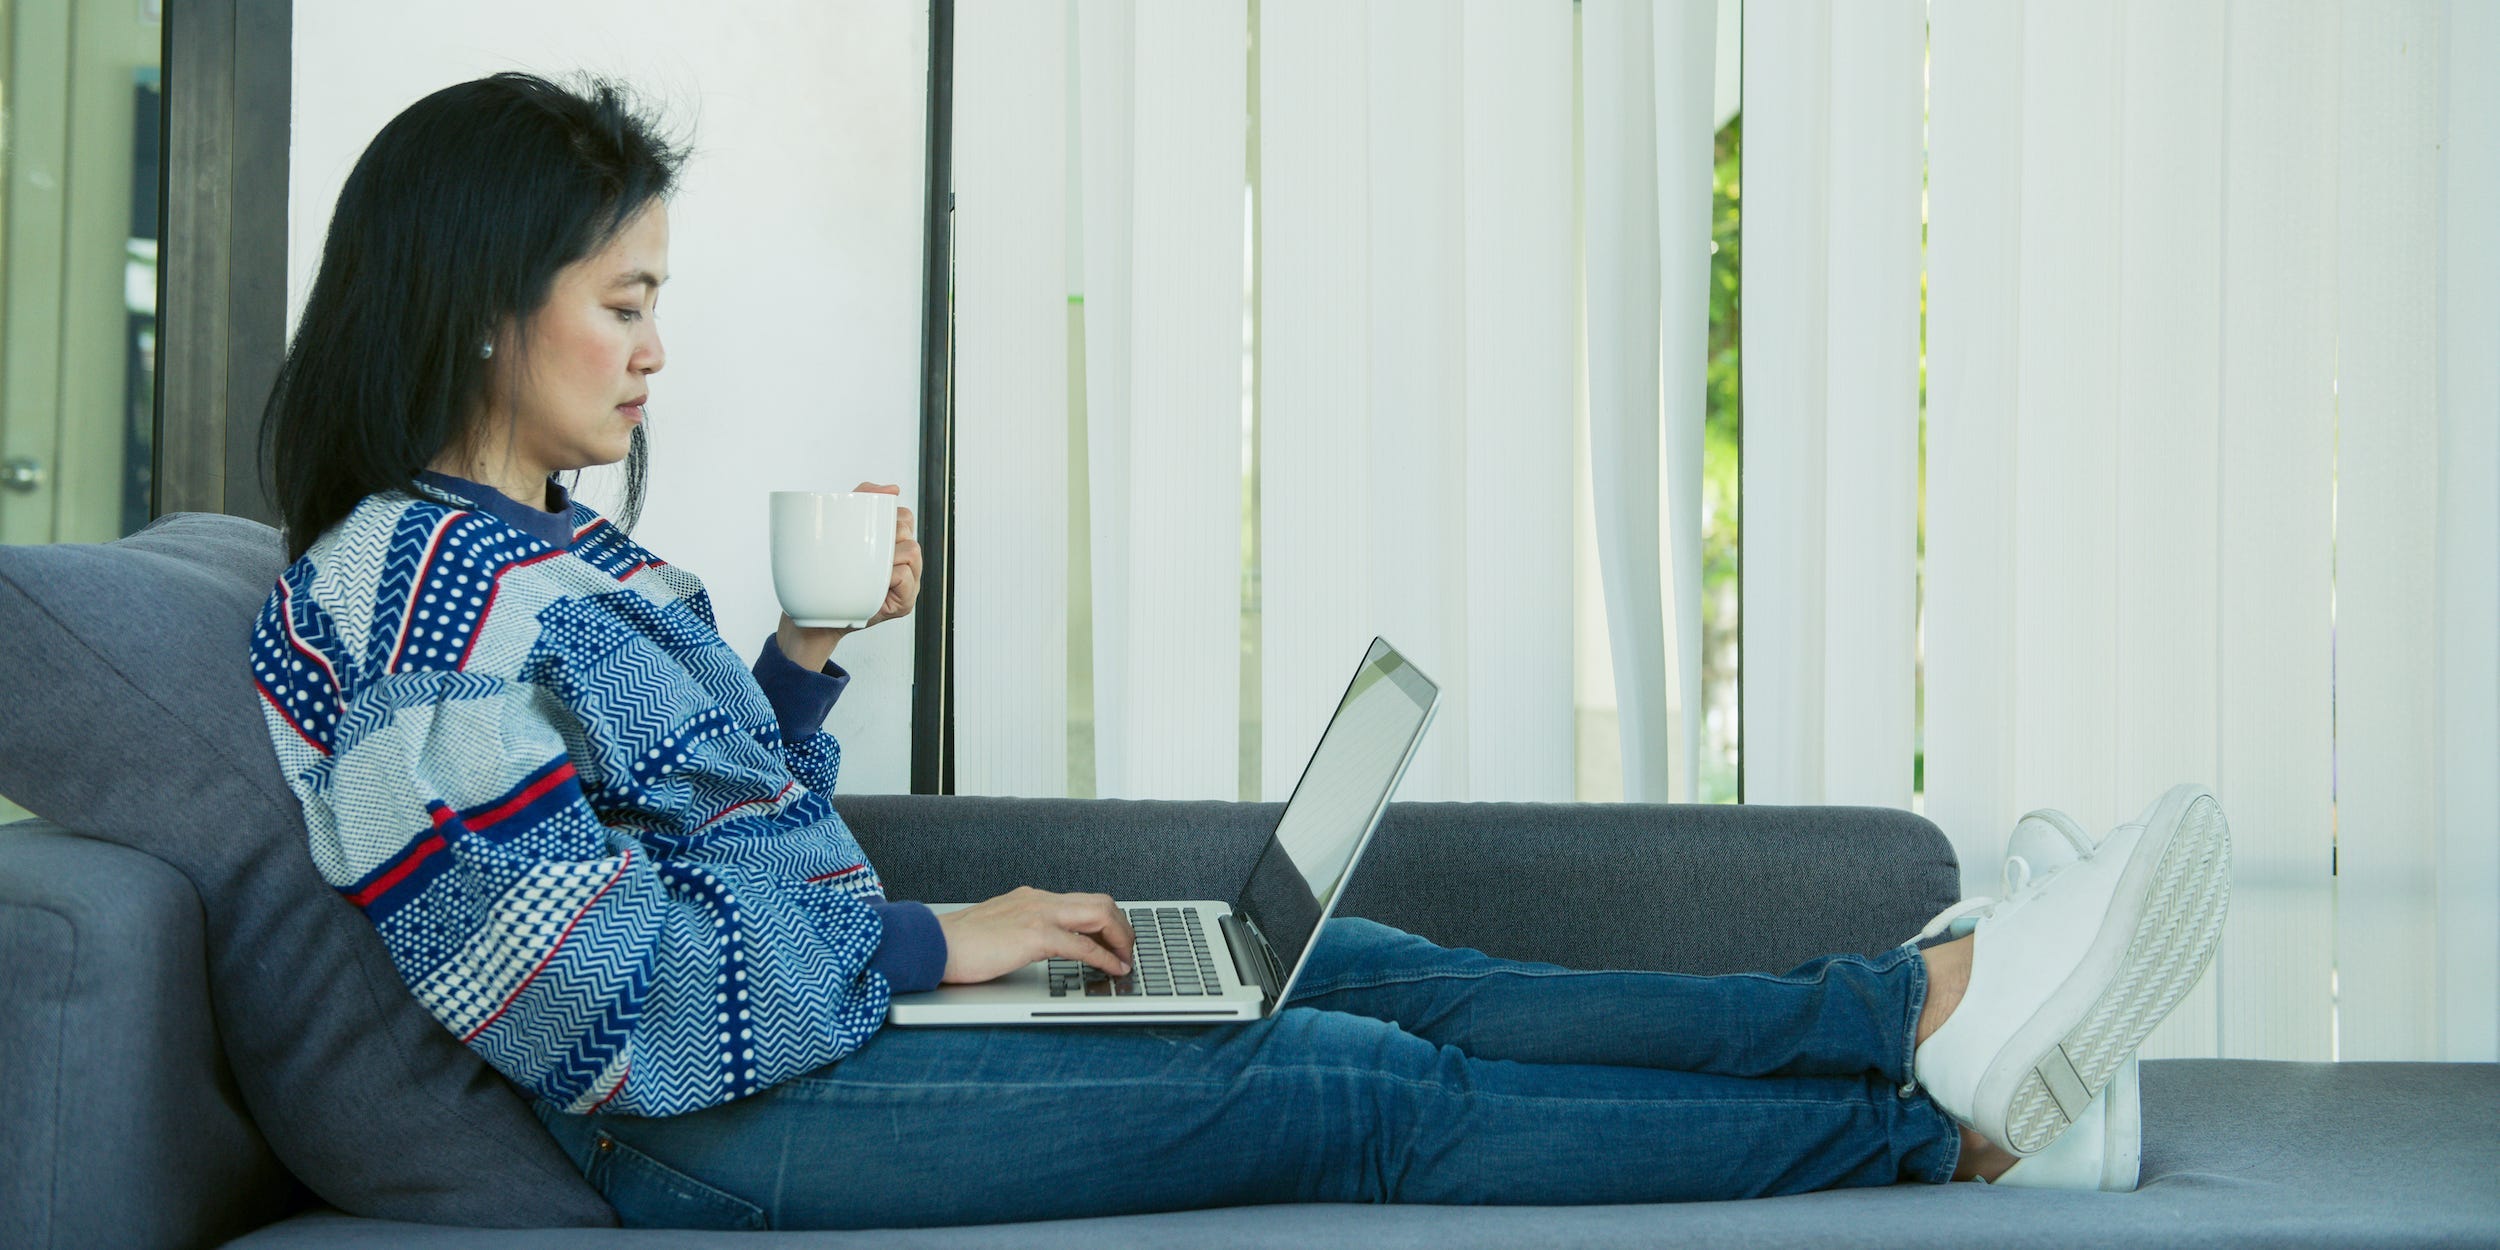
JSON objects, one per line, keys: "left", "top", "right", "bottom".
{"left": 613, "top": 307, "right": 643, "bottom": 323}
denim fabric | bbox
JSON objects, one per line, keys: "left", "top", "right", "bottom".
{"left": 535, "top": 917, "right": 1962, "bottom": 1230}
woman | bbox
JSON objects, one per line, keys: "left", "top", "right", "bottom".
{"left": 253, "top": 73, "right": 2230, "bottom": 1230}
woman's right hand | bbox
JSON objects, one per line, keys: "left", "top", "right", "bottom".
{"left": 933, "top": 886, "right": 1136, "bottom": 985}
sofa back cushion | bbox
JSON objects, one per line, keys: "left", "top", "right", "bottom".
{"left": 0, "top": 513, "right": 614, "bottom": 1227}
{"left": 836, "top": 794, "right": 1961, "bottom": 975}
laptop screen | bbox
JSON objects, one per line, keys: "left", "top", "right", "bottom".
{"left": 1233, "top": 638, "right": 1439, "bottom": 992}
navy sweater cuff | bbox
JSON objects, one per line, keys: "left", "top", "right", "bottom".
{"left": 864, "top": 901, "right": 948, "bottom": 993}
{"left": 753, "top": 631, "right": 850, "bottom": 744}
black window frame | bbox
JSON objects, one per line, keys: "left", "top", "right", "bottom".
{"left": 913, "top": 0, "right": 957, "bottom": 795}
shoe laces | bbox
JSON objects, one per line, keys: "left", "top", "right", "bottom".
{"left": 1908, "top": 854, "right": 2046, "bottom": 946}
{"left": 2002, "top": 853, "right": 2036, "bottom": 898}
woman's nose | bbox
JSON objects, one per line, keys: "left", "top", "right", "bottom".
{"left": 637, "top": 327, "right": 665, "bottom": 375}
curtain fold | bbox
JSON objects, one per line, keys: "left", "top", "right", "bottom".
{"left": 2434, "top": 0, "right": 2499, "bottom": 1062}
{"left": 1263, "top": 0, "right": 1578, "bottom": 804}
{"left": 1653, "top": 0, "right": 1718, "bottom": 805}
{"left": 1819, "top": 0, "right": 1922, "bottom": 809}
{"left": 1360, "top": 0, "right": 1470, "bottom": 801}
{"left": 2334, "top": 0, "right": 2447, "bottom": 1063}
{"left": 1925, "top": 0, "right": 2027, "bottom": 903}
{"left": 1105, "top": 0, "right": 1248, "bottom": 799}
{"left": 1257, "top": 0, "right": 1374, "bottom": 803}
{"left": 1460, "top": 1, "right": 1578, "bottom": 802}
{"left": 2008, "top": 0, "right": 2120, "bottom": 848}
{"left": 1739, "top": 0, "right": 1921, "bottom": 807}
{"left": 2213, "top": 0, "right": 2339, "bottom": 1062}
{"left": 953, "top": 0, "right": 1071, "bottom": 799}
{"left": 2113, "top": 0, "right": 2226, "bottom": 1061}
{"left": 1583, "top": 0, "right": 1674, "bottom": 803}
{"left": 1075, "top": 0, "right": 1138, "bottom": 799}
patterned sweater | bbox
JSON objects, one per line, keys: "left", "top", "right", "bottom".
{"left": 252, "top": 471, "right": 943, "bottom": 1117}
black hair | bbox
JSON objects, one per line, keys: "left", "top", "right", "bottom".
{"left": 262, "top": 71, "right": 688, "bottom": 563}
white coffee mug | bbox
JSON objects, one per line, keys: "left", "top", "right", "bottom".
{"left": 770, "top": 491, "right": 900, "bottom": 629}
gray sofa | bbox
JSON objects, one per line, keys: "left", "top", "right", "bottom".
{"left": 7, "top": 797, "right": 2498, "bottom": 1248}
{"left": 2, "top": 510, "right": 2495, "bottom": 1247}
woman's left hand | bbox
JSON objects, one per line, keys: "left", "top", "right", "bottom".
{"left": 776, "top": 482, "right": 921, "bottom": 667}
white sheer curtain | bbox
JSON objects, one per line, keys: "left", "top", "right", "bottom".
{"left": 1738, "top": 0, "right": 1923, "bottom": 808}
{"left": 951, "top": 0, "right": 2499, "bottom": 1062}
{"left": 1913, "top": 0, "right": 2497, "bottom": 1062}
{"left": 1258, "top": 0, "right": 1594, "bottom": 804}
{"left": 1581, "top": 0, "right": 1722, "bottom": 804}
{"left": 957, "top": 0, "right": 1705, "bottom": 806}
{"left": 952, "top": 0, "right": 1070, "bottom": 801}
{"left": 955, "top": 0, "right": 1249, "bottom": 801}
{"left": 1734, "top": 0, "right": 2499, "bottom": 1064}
{"left": 2432, "top": 0, "right": 2499, "bottom": 1069}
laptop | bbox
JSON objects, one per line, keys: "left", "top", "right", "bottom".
{"left": 886, "top": 636, "right": 1440, "bottom": 1026}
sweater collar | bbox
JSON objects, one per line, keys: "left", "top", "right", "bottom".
{"left": 411, "top": 469, "right": 578, "bottom": 550}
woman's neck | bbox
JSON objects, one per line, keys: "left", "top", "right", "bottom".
{"left": 424, "top": 453, "right": 557, "bottom": 514}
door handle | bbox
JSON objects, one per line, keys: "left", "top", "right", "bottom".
{"left": 2, "top": 457, "right": 43, "bottom": 493}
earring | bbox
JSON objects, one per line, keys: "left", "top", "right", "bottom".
{"left": 480, "top": 341, "right": 495, "bottom": 359}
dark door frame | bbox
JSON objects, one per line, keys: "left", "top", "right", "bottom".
{"left": 155, "top": 0, "right": 289, "bottom": 527}
{"left": 912, "top": 0, "right": 957, "bottom": 795}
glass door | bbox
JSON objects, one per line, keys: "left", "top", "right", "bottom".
{"left": 0, "top": 0, "right": 164, "bottom": 823}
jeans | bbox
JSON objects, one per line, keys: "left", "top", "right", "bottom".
{"left": 533, "top": 917, "right": 1962, "bottom": 1230}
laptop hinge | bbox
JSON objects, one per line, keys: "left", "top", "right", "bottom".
{"left": 1221, "top": 911, "right": 1284, "bottom": 1002}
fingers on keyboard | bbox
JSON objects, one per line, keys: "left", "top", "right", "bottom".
{"left": 1045, "top": 909, "right": 1224, "bottom": 997}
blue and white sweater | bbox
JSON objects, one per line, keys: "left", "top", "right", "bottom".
{"left": 251, "top": 471, "right": 943, "bottom": 1118}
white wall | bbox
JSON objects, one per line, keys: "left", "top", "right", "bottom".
{"left": 289, "top": 1, "right": 929, "bottom": 794}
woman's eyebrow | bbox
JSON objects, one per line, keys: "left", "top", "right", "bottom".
{"left": 610, "top": 269, "right": 667, "bottom": 292}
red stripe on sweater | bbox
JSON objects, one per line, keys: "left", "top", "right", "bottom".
{"left": 466, "top": 761, "right": 578, "bottom": 831}
{"left": 349, "top": 833, "right": 447, "bottom": 907}
{"left": 463, "top": 851, "right": 634, "bottom": 1044}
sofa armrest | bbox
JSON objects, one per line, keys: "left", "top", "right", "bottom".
{"left": 0, "top": 820, "right": 298, "bottom": 1250}
{"left": 831, "top": 796, "right": 1960, "bottom": 976}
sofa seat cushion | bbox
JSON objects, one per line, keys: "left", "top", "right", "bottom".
{"left": 218, "top": 1059, "right": 2500, "bottom": 1247}
{"left": 0, "top": 514, "right": 614, "bottom": 1227}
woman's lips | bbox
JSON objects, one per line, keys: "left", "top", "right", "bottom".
{"left": 618, "top": 403, "right": 645, "bottom": 422}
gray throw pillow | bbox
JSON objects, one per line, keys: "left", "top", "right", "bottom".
{"left": 0, "top": 512, "right": 615, "bottom": 1228}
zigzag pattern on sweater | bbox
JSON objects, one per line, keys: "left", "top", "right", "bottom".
{"left": 255, "top": 561, "right": 359, "bottom": 755}
{"left": 253, "top": 489, "right": 894, "bottom": 1116}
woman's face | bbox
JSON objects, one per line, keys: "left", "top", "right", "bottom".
{"left": 473, "top": 200, "right": 670, "bottom": 485}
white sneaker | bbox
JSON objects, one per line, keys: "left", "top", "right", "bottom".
{"left": 1911, "top": 784, "right": 2230, "bottom": 1156}
{"left": 1914, "top": 808, "right": 2149, "bottom": 1188}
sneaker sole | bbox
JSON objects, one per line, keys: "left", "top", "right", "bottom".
{"left": 1988, "top": 785, "right": 2231, "bottom": 1155}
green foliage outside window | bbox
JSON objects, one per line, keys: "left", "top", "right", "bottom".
{"left": 1700, "top": 115, "right": 1742, "bottom": 804}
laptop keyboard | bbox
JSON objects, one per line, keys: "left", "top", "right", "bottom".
{"left": 1046, "top": 907, "right": 1224, "bottom": 998}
